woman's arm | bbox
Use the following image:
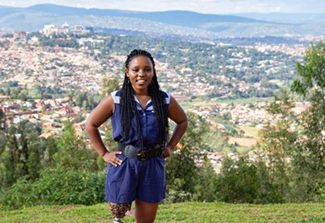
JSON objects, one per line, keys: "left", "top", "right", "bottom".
{"left": 164, "top": 96, "right": 188, "bottom": 157}
{"left": 85, "top": 95, "right": 122, "bottom": 166}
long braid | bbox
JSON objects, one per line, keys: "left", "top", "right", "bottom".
{"left": 148, "top": 69, "right": 169, "bottom": 144}
{"left": 120, "top": 49, "right": 168, "bottom": 147}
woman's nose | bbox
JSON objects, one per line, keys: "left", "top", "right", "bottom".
{"left": 138, "top": 70, "right": 145, "bottom": 76}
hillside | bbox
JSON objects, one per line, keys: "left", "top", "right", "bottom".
{"left": 0, "top": 202, "right": 324, "bottom": 223}
{"left": 235, "top": 12, "right": 325, "bottom": 24}
{"left": 0, "top": 4, "right": 325, "bottom": 37}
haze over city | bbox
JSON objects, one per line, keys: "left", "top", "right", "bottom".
{"left": 1, "top": 0, "right": 325, "bottom": 14}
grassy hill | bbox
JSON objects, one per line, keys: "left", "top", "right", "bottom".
{"left": 0, "top": 202, "right": 324, "bottom": 223}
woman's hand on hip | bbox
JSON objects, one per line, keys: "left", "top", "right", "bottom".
{"left": 103, "top": 151, "right": 123, "bottom": 166}
{"left": 163, "top": 145, "right": 173, "bottom": 158}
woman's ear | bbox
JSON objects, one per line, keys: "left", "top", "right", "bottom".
{"left": 125, "top": 68, "right": 129, "bottom": 77}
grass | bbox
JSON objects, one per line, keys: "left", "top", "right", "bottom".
{"left": 235, "top": 145, "right": 252, "bottom": 154}
{"left": 216, "top": 97, "right": 274, "bottom": 104}
{"left": 239, "top": 126, "right": 260, "bottom": 138}
{"left": 179, "top": 97, "right": 274, "bottom": 111}
{"left": 0, "top": 202, "right": 324, "bottom": 223}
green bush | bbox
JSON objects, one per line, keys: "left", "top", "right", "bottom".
{"left": 0, "top": 168, "right": 106, "bottom": 210}
{"left": 216, "top": 156, "right": 286, "bottom": 204}
{"left": 216, "top": 157, "right": 261, "bottom": 203}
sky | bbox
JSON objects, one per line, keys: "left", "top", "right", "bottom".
{"left": 1, "top": 0, "right": 324, "bottom": 14}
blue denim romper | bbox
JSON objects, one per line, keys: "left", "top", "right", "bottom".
{"left": 105, "top": 90, "right": 170, "bottom": 203}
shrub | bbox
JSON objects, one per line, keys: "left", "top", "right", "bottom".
{"left": 0, "top": 168, "right": 106, "bottom": 210}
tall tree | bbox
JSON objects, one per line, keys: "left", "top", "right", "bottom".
{"left": 257, "top": 42, "right": 325, "bottom": 202}
{"left": 289, "top": 42, "right": 325, "bottom": 201}
{"left": 194, "top": 157, "right": 218, "bottom": 202}
{"left": 27, "top": 131, "right": 41, "bottom": 181}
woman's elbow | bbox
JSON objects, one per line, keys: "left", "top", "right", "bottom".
{"left": 85, "top": 118, "right": 95, "bottom": 133}
{"left": 181, "top": 116, "right": 188, "bottom": 130}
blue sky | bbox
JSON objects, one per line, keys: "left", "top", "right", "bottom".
{"left": 1, "top": 0, "right": 324, "bottom": 14}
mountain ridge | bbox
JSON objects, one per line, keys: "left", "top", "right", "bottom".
{"left": 0, "top": 4, "right": 324, "bottom": 38}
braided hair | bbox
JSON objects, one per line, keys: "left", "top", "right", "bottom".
{"left": 120, "top": 49, "right": 168, "bottom": 147}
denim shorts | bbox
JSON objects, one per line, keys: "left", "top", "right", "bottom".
{"left": 105, "top": 154, "right": 166, "bottom": 203}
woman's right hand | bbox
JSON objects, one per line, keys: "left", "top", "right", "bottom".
{"left": 102, "top": 151, "right": 123, "bottom": 166}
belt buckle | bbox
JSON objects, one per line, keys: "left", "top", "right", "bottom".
{"left": 136, "top": 145, "right": 162, "bottom": 161}
{"left": 136, "top": 148, "right": 149, "bottom": 161}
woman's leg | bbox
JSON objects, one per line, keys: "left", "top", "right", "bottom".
{"left": 109, "top": 202, "right": 132, "bottom": 220}
{"left": 135, "top": 199, "right": 159, "bottom": 223}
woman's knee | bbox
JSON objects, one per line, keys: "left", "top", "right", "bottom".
{"left": 135, "top": 200, "right": 159, "bottom": 223}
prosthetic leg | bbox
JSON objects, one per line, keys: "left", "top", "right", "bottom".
{"left": 109, "top": 202, "right": 131, "bottom": 223}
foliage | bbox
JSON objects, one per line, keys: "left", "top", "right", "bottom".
{"left": 0, "top": 169, "right": 106, "bottom": 210}
{"left": 101, "top": 77, "right": 120, "bottom": 98}
{"left": 255, "top": 42, "right": 325, "bottom": 202}
{"left": 40, "top": 37, "right": 79, "bottom": 48}
{"left": 290, "top": 43, "right": 325, "bottom": 201}
{"left": 291, "top": 42, "right": 325, "bottom": 97}
{"left": 165, "top": 112, "right": 207, "bottom": 203}
{"left": 193, "top": 158, "right": 218, "bottom": 202}
{"left": 165, "top": 149, "right": 198, "bottom": 203}
{"left": 179, "top": 112, "right": 208, "bottom": 152}
{"left": 216, "top": 156, "right": 260, "bottom": 203}
{"left": 0, "top": 120, "right": 44, "bottom": 190}
{"left": 73, "top": 91, "right": 99, "bottom": 111}
{"left": 53, "top": 121, "right": 98, "bottom": 172}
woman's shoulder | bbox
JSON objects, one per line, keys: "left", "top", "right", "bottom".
{"left": 110, "top": 89, "right": 122, "bottom": 103}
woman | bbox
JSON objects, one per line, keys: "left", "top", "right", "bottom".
{"left": 86, "top": 49, "right": 188, "bottom": 223}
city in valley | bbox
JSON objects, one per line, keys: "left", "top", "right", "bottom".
{"left": 0, "top": 25, "right": 321, "bottom": 173}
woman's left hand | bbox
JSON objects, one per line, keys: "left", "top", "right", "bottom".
{"left": 163, "top": 145, "right": 173, "bottom": 158}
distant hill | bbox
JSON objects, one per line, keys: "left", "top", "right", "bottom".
{"left": 235, "top": 13, "right": 325, "bottom": 24}
{"left": 26, "top": 4, "right": 270, "bottom": 28}
{"left": 0, "top": 4, "right": 324, "bottom": 38}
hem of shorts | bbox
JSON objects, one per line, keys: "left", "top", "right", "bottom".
{"left": 135, "top": 195, "right": 166, "bottom": 203}
{"left": 105, "top": 198, "right": 135, "bottom": 203}
{"left": 105, "top": 195, "right": 166, "bottom": 204}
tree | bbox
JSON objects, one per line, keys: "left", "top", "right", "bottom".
{"left": 27, "top": 131, "right": 42, "bottom": 180}
{"left": 256, "top": 42, "right": 325, "bottom": 202}
{"left": 291, "top": 42, "right": 325, "bottom": 97}
{"left": 43, "top": 136, "right": 58, "bottom": 167}
{"left": 194, "top": 158, "right": 218, "bottom": 202}
{"left": 289, "top": 42, "right": 325, "bottom": 202}
{"left": 0, "top": 120, "right": 42, "bottom": 189}
{"left": 0, "top": 108, "right": 6, "bottom": 131}
{"left": 165, "top": 112, "right": 208, "bottom": 202}
{"left": 255, "top": 89, "right": 297, "bottom": 201}
{"left": 101, "top": 77, "right": 119, "bottom": 98}
{"left": 217, "top": 156, "right": 260, "bottom": 203}
{"left": 0, "top": 108, "right": 6, "bottom": 156}
{"left": 54, "top": 121, "right": 97, "bottom": 171}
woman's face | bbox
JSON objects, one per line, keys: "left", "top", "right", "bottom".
{"left": 126, "top": 55, "right": 154, "bottom": 93}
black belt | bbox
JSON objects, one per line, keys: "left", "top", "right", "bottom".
{"left": 118, "top": 143, "right": 163, "bottom": 161}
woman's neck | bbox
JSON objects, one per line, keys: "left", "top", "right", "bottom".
{"left": 133, "top": 89, "right": 149, "bottom": 96}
